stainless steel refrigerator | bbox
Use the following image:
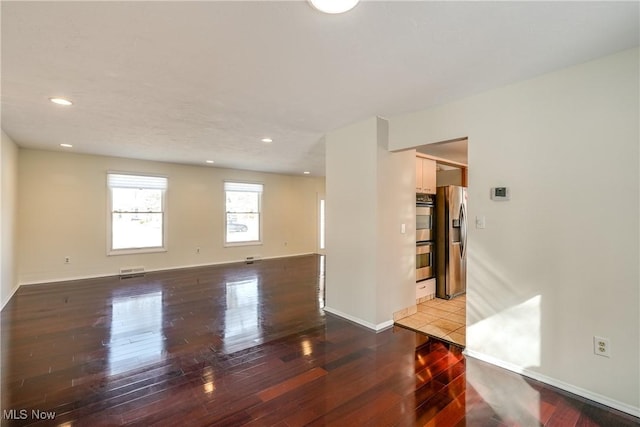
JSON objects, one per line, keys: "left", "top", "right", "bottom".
{"left": 436, "top": 185, "right": 467, "bottom": 299}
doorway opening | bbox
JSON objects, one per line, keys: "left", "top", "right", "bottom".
{"left": 397, "top": 137, "right": 469, "bottom": 347}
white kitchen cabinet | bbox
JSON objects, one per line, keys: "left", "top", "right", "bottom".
{"left": 416, "top": 157, "right": 437, "bottom": 194}
{"left": 416, "top": 278, "right": 435, "bottom": 299}
{"left": 415, "top": 157, "right": 423, "bottom": 192}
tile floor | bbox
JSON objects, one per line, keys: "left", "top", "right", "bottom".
{"left": 395, "top": 294, "right": 466, "bottom": 347}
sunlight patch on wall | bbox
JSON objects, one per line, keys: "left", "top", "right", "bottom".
{"left": 468, "top": 295, "right": 541, "bottom": 368}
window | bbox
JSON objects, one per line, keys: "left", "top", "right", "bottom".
{"left": 224, "top": 181, "right": 263, "bottom": 245}
{"left": 108, "top": 173, "right": 167, "bottom": 254}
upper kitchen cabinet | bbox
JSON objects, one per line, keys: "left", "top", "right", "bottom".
{"left": 416, "top": 157, "right": 437, "bottom": 194}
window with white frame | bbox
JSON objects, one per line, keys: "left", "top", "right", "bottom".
{"left": 108, "top": 173, "right": 167, "bottom": 253}
{"left": 224, "top": 182, "right": 263, "bottom": 245}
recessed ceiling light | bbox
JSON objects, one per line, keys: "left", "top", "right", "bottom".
{"left": 49, "top": 97, "right": 73, "bottom": 106}
{"left": 261, "top": 138, "right": 273, "bottom": 143}
{"left": 308, "top": 0, "right": 359, "bottom": 14}
{"left": 206, "top": 160, "right": 215, "bottom": 164}
{"left": 303, "top": 171, "right": 311, "bottom": 175}
{"left": 60, "top": 143, "right": 73, "bottom": 148}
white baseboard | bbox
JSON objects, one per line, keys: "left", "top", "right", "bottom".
{"left": 1, "top": 283, "right": 20, "bottom": 311}
{"left": 464, "top": 349, "right": 640, "bottom": 418}
{"left": 323, "top": 306, "right": 393, "bottom": 332}
{"left": 376, "top": 319, "right": 394, "bottom": 331}
{"left": 20, "top": 272, "right": 117, "bottom": 286}
{"left": 18, "top": 252, "right": 316, "bottom": 286}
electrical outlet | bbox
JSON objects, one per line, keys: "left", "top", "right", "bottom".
{"left": 64, "top": 256, "right": 71, "bottom": 264}
{"left": 594, "top": 336, "right": 610, "bottom": 358}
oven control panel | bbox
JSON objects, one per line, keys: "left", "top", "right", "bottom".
{"left": 416, "top": 193, "right": 435, "bottom": 205}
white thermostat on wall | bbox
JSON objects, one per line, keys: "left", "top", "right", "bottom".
{"left": 490, "top": 187, "right": 510, "bottom": 201}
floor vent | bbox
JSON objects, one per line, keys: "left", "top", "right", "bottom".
{"left": 245, "top": 256, "right": 261, "bottom": 264}
{"left": 119, "top": 266, "right": 145, "bottom": 279}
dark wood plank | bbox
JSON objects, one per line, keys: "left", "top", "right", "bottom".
{"left": 2, "top": 255, "right": 638, "bottom": 426}
{"left": 257, "top": 367, "right": 327, "bottom": 402}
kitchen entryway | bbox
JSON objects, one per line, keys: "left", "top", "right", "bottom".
{"left": 395, "top": 295, "right": 466, "bottom": 347}
{"left": 404, "top": 138, "right": 468, "bottom": 348}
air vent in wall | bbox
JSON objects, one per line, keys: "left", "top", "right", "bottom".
{"left": 119, "top": 266, "right": 145, "bottom": 279}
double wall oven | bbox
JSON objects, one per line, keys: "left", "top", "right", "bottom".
{"left": 416, "top": 193, "right": 435, "bottom": 282}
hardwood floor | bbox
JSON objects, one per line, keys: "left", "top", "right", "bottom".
{"left": 1, "top": 254, "right": 638, "bottom": 426}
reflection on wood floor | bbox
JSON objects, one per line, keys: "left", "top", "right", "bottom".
{"left": 1, "top": 255, "right": 638, "bottom": 426}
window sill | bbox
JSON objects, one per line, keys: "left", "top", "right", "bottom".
{"left": 108, "top": 247, "right": 167, "bottom": 256}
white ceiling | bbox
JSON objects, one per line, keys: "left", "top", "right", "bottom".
{"left": 418, "top": 138, "right": 467, "bottom": 165}
{"left": 2, "top": 1, "right": 638, "bottom": 176}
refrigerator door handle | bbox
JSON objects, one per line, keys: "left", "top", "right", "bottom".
{"left": 460, "top": 203, "right": 467, "bottom": 259}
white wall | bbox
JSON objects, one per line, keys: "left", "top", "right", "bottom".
{"left": 389, "top": 48, "right": 639, "bottom": 414}
{"left": 18, "top": 149, "right": 324, "bottom": 284}
{"left": 375, "top": 118, "right": 416, "bottom": 325}
{"left": 1, "top": 131, "right": 19, "bottom": 308}
{"left": 325, "top": 117, "right": 415, "bottom": 329}
{"left": 325, "top": 118, "right": 378, "bottom": 326}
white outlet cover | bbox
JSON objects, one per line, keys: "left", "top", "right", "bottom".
{"left": 594, "top": 336, "right": 611, "bottom": 358}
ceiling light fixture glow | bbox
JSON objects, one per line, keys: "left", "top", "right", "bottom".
{"left": 49, "top": 97, "right": 73, "bottom": 106}
{"left": 206, "top": 160, "right": 215, "bottom": 164}
{"left": 308, "top": 0, "right": 359, "bottom": 14}
{"left": 303, "top": 171, "right": 311, "bottom": 175}
{"left": 261, "top": 138, "right": 273, "bottom": 143}
{"left": 60, "top": 143, "right": 73, "bottom": 148}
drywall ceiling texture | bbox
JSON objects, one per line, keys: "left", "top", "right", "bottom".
{"left": 2, "top": 2, "right": 638, "bottom": 176}
{"left": 389, "top": 48, "right": 640, "bottom": 416}
{"left": 418, "top": 139, "right": 468, "bottom": 164}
